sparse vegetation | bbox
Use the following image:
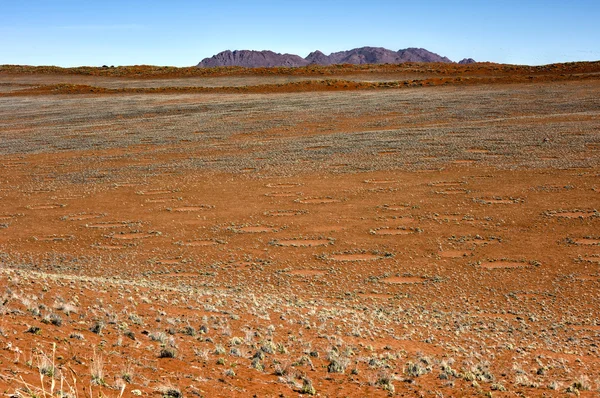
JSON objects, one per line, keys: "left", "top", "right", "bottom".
{"left": 0, "top": 63, "right": 599, "bottom": 397}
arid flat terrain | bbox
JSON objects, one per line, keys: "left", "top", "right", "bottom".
{"left": 1, "top": 63, "right": 599, "bottom": 397}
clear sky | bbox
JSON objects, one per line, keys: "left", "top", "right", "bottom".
{"left": 1, "top": 0, "right": 599, "bottom": 67}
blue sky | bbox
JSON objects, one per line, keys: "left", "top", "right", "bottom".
{"left": 1, "top": 0, "right": 599, "bottom": 66}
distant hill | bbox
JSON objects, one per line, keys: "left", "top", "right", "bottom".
{"left": 197, "top": 46, "right": 471, "bottom": 68}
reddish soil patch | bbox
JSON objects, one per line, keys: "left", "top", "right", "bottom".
{"left": 329, "top": 253, "right": 381, "bottom": 261}
{"left": 2, "top": 65, "right": 600, "bottom": 397}
{"left": 381, "top": 276, "right": 425, "bottom": 284}
{"left": 289, "top": 269, "right": 326, "bottom": 276}
{"left": 358, "top": 293, "right": 393, "bottom": 299}
{"left": 479, "top": 260, "right": 533, "bottom": 269}
{"left": 440, "top": 250, "right": 469, "bottom": 258}
{"left": 155, "top": 259, "right": 181, "bottom": 265}
{"left": 309, "top": 225, "right": 345, "bottom": 232}
{"left": 182, "top": 240, "right": 220, "bottom": 247}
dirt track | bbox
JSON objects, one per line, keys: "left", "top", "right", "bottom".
{"left": 1, "top": 65, "right": 599, "bottom": 397}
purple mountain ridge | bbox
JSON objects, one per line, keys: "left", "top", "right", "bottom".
{"left": 196, "top": 47, "right": 473, "bottom": 68}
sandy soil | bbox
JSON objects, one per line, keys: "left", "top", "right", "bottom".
{"left": 0, "top": 64, "right": 599, "bottom": 397}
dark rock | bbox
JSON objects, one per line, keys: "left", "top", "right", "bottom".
{"left": 197, "top": 50, "right": 308, "bottom": 68}
{"left": 197, "top": 46, "right": 465, "bottom": 68}
{"left": 305, "top": 50, "right": 331, "bottom": 65}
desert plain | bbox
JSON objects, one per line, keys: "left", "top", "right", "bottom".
{"left": 0, "top": 62, "right": 599, "bottom": 397}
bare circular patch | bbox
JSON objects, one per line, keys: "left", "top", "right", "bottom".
{"left": 436, "top": 214, "right": 465, "bottom": 221}
{"left": 309, "top": 225, "right": 345, "bottom": 233}
{"left": 358, "top": 293, "right": 393, "bottom": 299}
{"left": 289, "top": 269, "right": 326, "bottom": 276}
{"left": 479, "top": 260, "right": 535, "bottom": 269}
{"left": 275, "top": 239, "right": 331, "bottom": 247}
{"left": 382, "top": 276, "right": 425, "bottom": 284}
{"left": 155, "top": 259, "right": 180, "bottom": 265}
{"left": 440, "top": 250, "right": 469, "bottom": 258}
{"left": 329, "top": 253, "right": 381, "bottom": 261}
{"left": 181, "top": 240, "right": 220, "bottom": 247}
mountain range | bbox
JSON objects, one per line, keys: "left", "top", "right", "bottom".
{"left": 197, "top": 47, "right": 475, "bottom": 68}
